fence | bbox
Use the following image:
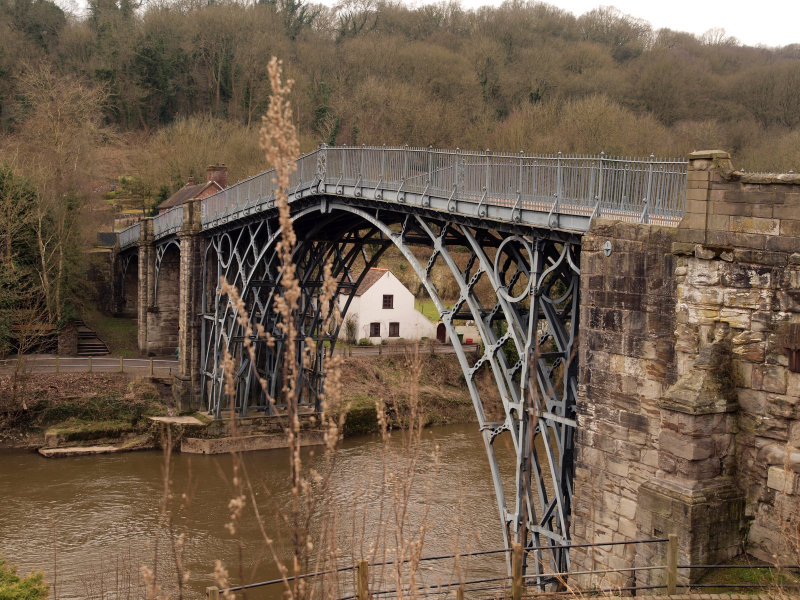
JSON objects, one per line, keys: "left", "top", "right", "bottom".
{"left": 119, "top": 222, "right": 141, "bottom": 249}
{"left": 0, "top": 356, "right": 178, "bottom": 376}
{"left": 206, "top": 535, "right": 800, "bottom": 599}
{"left": 336, "top": 342, "right": 480, "bottom": 357}
{"left": 153, "top": 205, "right": 184, "bottom": 238}
{"left": 201, "top": 146, "right": 687, "bottom": 230}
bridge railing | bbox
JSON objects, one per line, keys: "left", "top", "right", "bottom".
{"left": 202, "top": 150, "right": 322, "bottom": 225}
{"left": 118, "top": 222, "right": 141, "bottom": 249}
{"left": 153, "top": 205, "right": 183, "bottom": 239}
{"left": 201, "top": 146, "right": 687, "bottom": 230}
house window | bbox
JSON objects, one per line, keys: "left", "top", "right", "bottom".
{"left": 389, "top": 322, "right": 400, "bottom": 337}
{"left": 369, "top": 322, "right": 381, "bottom": 337}
{"left": 382, "top": 294, "right": 394, "bottom": 309}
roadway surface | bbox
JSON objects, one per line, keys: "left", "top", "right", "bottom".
{"left": 0, "top": 343, "right": 478, "bottom": 375}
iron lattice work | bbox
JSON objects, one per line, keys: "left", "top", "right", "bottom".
{"left": 200, "top": 199, "right": 580, "bottom": 583}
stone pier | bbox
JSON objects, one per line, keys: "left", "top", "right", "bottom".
{"left": 125, "top": 200, "right": 205, "bottom": 412}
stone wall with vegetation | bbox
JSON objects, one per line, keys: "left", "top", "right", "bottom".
{"left": 571, "top": 151, "right": 800, "bottom": 588}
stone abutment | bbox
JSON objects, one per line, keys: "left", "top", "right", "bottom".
{"left": 571, "top": 151, "right": 800, "bottom": 587}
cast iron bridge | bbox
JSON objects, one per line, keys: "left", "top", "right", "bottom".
{"left": 116, "top": 145, "right": 687, "bottom": 583}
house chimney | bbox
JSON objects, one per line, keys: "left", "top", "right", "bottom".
{"left": 206, "top": 164, "right": 228, "bottom": 188}
{"left": 186, "top": 175, "right": 194, "bottom": 185}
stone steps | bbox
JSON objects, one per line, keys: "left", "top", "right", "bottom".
{"left": 40, "top": 427, "right": 153, "bottom": 457}
{"left": 73, "top": 319, "right": 110, "bottom": 356}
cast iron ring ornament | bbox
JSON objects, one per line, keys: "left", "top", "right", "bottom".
{"left": 494, "top": 235, "right": 534, "bottom": 304}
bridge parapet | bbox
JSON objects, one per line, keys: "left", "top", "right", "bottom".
{"left": 153, "top": 205, "right": 184, "bottom": 239}
{"left": 119, "top": 221, "right": 141, "bottom": 249}
{"left": 200, "top": 146, "right": 687, "bottom": 232}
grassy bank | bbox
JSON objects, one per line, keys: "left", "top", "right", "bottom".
{"left": 0, "top": 353, "right": 495, "bottom": 447}
{"left": 339, "top": 352, "right": 501, "bottom": 436}
{"left": 0, "top": 373, "right": 166, "bottom": 448}
{"left": 82, "top": 308, "right": 140, "bottom": 357}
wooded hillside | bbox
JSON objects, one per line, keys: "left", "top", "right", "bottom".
{"left": 1, "top": 0, "right": 799, "bottom": 176}
{"left": 0, "top": 0, "right": 797, "bottom": 335}
{"left": 0, "top": 0, "right": 800, "bottom": 180}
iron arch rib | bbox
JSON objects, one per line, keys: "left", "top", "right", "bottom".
{"left": 200, "top": 199, "right": 580, "bottom": 584}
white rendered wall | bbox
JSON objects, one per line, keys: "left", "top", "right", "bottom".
{"left": 337, "top": 271, "right": 435, "bottom": 341}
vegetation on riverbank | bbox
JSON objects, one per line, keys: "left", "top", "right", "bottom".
{"left": 0, "top": 352, "right": 493, "bottom": 450}
{"left": 0, "top": 374, "right": 165, "bottom": 448}
{"left": 0, "top": 554, "right": 47, "bottom": 600}
{"left": 339, "top": 353, "right": 501, "bottom": 435}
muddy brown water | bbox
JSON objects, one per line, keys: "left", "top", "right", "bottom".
{"left": 0, "top": 424, "right": 525, "bottom": 599}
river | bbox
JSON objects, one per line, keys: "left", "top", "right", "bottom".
{"left": 0, "top": 424, "right": 520, "bottom": 599}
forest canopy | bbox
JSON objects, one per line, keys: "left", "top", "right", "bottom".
{"left": 0, "top": 0, "right": 797, "bottom": 338}
{"left": 1, "top": 0, "right": 799, "bottom": 173}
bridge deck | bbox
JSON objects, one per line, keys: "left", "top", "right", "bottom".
{"left": 118, "top": 147, "right": 686, "bottom": 248}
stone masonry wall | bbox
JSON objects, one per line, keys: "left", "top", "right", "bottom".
{"left": 570, "top": 220, "right": 678, "bottom": 587}
{"left": 673, "top": 152, "right": 800, "bottom": 564}
{"left": 571, "top": 151, "right": 800, "bottom": 588}
{"left": 174, "top": 198, "right": 204, "bottom": 412}
{"left": 147, "top": 246, "right": 180, "bottom": 355}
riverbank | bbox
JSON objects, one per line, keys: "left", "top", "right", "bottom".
{"left": 0, "top": 373, "right": 167, "bottom": 450}
{"left": 0, "top": 353, "right": 499, "bottom": 452}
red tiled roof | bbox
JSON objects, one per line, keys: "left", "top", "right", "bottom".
{"left": 348, "top": 268, "right": 388, "bottom": 296}
{"left": 159, "top": 181, "right": 220, "bottom": 210}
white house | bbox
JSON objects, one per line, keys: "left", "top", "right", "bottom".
{"left": 338, "top": 268, "right": 435, "bottom": 342}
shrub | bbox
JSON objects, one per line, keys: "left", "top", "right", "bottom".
{"left": 0, "top": 554, "right": 48, "bottom": 600}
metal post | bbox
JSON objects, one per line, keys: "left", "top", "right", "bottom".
{"left": 556, "top": 151, "right": 562, "bottom": 205}
{"left": 456, "top": 147, "right": 462, "bottom": 197}
{"left": 485, "top": 148, "right": 490, "bottom": 192}
{"left": 150, "top": 357, "right": 154, "bottom": 376}
{"left": 120, "top": 356, "right": 124, "bottom": 373}
{"left": 511, "top": 542, "right": 524, "bottom": 600}
{"left": 55, "top": 356, "right": 60, "bottom": 374}
{"left": 381, "top": 145, "right": 386, "bottom": 183}
{"left": 88, "top": 356, "right": 92, "bottom": 373}
{"left": 641, "top": 153, "right": 655, "bottom": 224}
{"left": 598, "top": 151, "right": 605, "bottom": 214}
{"left": 356, "top": 559, "right": 370, "bottom": 600}
{"left": 324, "top": 144, "right": 329, "bottom": 186}
{"left": 667, "top": 533, "right": 678, "bottom": 595}
{"left": 206, "top": 586, "right": 220, "bottom": 600}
